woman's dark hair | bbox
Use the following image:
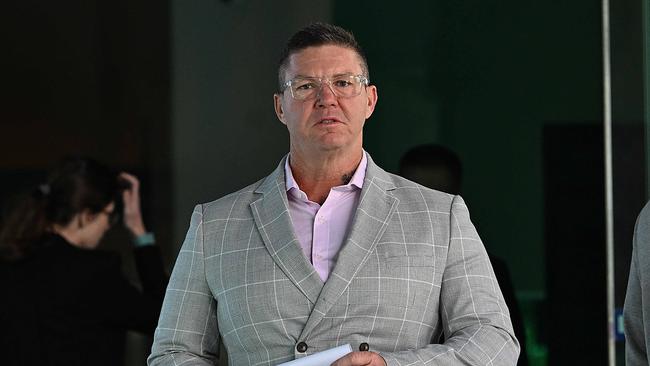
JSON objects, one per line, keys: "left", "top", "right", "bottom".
{"left": 0, "top": 157, "right": 119, "bottom": 260}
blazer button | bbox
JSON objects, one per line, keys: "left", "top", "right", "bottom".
{"left": 296, "top": 341, "right": 308, "bottom": 353}
{"left": 359, "top": 342, "right": 369, "bottom": 352}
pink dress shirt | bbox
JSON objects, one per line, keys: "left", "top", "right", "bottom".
{"left": 284, "top": 152, "right": 367, "bottom": 282}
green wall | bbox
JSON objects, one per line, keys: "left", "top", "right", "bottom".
{"left": 170, "top": 0, "right": 333, "bottom": 248}
{"left": 334, "top": 0, "right": 603, "bottom": 297}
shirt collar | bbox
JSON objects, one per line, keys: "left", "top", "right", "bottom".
{"left": 285, "top": 151, "right": 367, "bottom": 193}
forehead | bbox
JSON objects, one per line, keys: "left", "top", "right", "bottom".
{"left": 285, "top": 44, "right": 364, "bottom": 78}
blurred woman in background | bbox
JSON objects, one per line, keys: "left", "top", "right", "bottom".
{"left": 0, "top": 157, "right": 167, "bottom": 366}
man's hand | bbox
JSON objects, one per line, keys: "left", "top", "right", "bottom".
{"left": 331, "top": 351, "right": 387, "bottom": 366}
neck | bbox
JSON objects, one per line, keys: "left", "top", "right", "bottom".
{"left": 289, "top": 148, "right": 363, "bottom": 204}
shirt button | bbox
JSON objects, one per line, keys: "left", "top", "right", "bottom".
{"left": 296, "top": 341, "right": 308, "bottom": 353}
{"left": 359, "top": 342, "right": 370, "bottom": 351}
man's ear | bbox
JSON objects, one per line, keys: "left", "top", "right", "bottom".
{"left": 274, "top": 94, "right": 287, "bottom": 125}
{"left": 364, "top": 85, "right": 378, "bottom": 119}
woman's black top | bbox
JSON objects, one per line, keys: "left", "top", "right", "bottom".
{"left": 0, "top": 234, "right": 167, "bottom": 366}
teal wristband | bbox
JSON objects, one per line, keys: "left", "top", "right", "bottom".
{"left": 134, "top": 232, "right": 155, "bottom": 247}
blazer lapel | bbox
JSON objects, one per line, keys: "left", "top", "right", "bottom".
{"left": 250, "top": 156, "right": 324, "bottom": 305}
{"left": 299, "top": 155, "right": 399, "bottom": 340}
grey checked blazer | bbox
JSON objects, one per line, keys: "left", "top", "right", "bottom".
{"left": 149, "top": 154, "right": 519, "bottom": 366}
{"left": 625, "top": 201, "right": 650, "bottom": 366}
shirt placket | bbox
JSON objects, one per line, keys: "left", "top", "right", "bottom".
{"left": 312, "top": 196, "right": 334, "bottom": 281}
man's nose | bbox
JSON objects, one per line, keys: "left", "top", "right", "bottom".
{"left": 316, "top": 81, "right": 338, "bottom": 106}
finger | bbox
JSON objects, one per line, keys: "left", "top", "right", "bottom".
{"left": 119, "top": 173, "right": 141, "bottom": 204}
{"left": 122, "top": 182, "right": 135, "bottom": 198}
{"left": 331, "top": 352, "right": 375, "bottom": 366}
{"left": 118, "top": 172, "right": 140, "bottom": 190}
{"left": 122, "top": 189, "right": 133, "bottom": 208}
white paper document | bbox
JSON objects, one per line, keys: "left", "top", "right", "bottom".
{"left": 277, "top": 344, "right": 352, "bottom": 366}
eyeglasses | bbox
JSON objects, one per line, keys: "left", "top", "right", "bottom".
{"left": 282, "top": 74, "right": 369, "bottom": 101}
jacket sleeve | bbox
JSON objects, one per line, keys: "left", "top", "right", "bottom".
{"left": 624, "top": 207, "right": 649, "bottom": 366}
{"left": 379, "top": 195, "right": 520, "bottom": 365}
{"left": 148, "top": 205, "right": 220, "bottom": 366}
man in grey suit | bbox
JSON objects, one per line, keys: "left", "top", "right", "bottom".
{"left": 625, "top": 202, "right": 650, "bottom": 365}
{"left": 149, "top": 23, "right": 519, "bottom": 366}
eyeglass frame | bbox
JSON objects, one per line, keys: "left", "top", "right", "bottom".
{"left": 280, "top": 74, "right": 370, "bottom": 101}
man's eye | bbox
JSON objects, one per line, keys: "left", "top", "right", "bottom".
{"left": 333, "top": 80, "right": 353, "bottom": 88}
{"left": 295, "top": 82, "right": 317, "bottom": 91}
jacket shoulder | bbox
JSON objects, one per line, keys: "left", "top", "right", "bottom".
{"left": 383, "top": 172, "right": 457, "bottom": 212}
{"left": 634, "top": 201, "right": 650, "bottom": 249}
{"left": 196, "top": 177, "right": 268, "bottom": 222}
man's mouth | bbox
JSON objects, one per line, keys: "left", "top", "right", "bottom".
{"left": 319, "top": 119, "right": 340, "bottom": 124}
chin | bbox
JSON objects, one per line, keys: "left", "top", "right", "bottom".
{"left": 316, "top": 143, "right": 347, "bottom": 152}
